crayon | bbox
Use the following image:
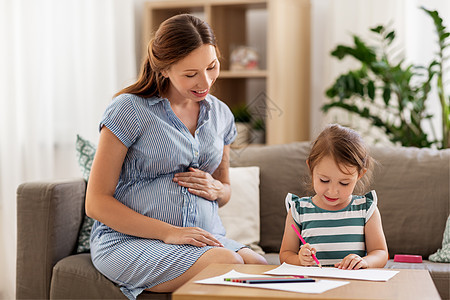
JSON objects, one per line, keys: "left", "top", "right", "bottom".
{"left": 245, "top": 278, "right": 315, "bottom": 284}
{"left": 224, "top": 275, "right": 304, "bottom": 282}
{"left": 291, "top": 224, "right": 322, "bottom": 268}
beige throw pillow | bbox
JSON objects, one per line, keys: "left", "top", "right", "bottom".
{"left": 219, "top": 166, "right": 262, "bottom": 252}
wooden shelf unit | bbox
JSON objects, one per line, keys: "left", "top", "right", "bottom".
{"left": 142, "top": 0, "right": 310, "bottom": 144}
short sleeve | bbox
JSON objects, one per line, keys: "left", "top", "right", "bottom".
{"left": 206, "top": 95, "right": 237, "bottom": 145}
{"left": 285, "top": 193, "right": 302, "bottom": 228}
{"left": 223, "top": 111, "right": 237, "bottom": 145}
{"left": 364, "top": 190, "right": 378, "bottom": 223}
{"left": 100, "top": 94, "right": 141, "bottom": 147}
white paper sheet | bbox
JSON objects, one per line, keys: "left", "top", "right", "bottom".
{"left": 195, "top": 269, "right": 349, "bottom": 294}
{"left": 265, "top": 263, "right": 399, "bottom": 281}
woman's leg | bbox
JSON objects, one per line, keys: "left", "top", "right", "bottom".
{"left": 237, "top": 247, "right": 268, "bottom": 265}
{"left": 147, "top": 247, "right": 243, "bottom": 293}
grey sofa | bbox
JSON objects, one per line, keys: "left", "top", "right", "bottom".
{"left": 16, "top": 142, "right": 450, "bottom": 299}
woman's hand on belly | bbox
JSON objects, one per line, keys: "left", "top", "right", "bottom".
{"left": 164, "top": 226, "right": 224, "bottom": 248}
{"left": 173, "top": 167, "right": 224, "bottom": 201}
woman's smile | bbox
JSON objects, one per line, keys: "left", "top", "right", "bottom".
{"left": 191, "top": 89, "right": 209, "bottom": 97}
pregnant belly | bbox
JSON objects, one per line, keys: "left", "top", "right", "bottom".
{"left": 193, "top": 197, "right": 225, "bottom": 236}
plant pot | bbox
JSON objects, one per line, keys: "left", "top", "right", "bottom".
{"left": 250, "top": 129, "right": 265, "bottom": 144}
{"left": 232, "top": 122, "right": 250, "bottom": 147}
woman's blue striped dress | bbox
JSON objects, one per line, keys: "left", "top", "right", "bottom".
{"left": 89, "top": 93, "right": 243, "bottom": 300}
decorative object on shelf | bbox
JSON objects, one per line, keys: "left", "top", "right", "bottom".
{"left": 322, "top": 7, "right": 450, "bottom": 149}
{"left": 230, "top": 46, "right": 260, "bottom": 71}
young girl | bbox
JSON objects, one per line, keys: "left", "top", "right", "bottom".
{"left": 279, "top": 124, "right": 388, "bottom": 269}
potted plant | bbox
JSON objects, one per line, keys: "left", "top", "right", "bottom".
{"left": 232, "top": 104, "right": 252, "bottom": 146}
{"left": 322, "top": 7, "right": 449, "bottom": 149}
{"left": 250, "top": 118, "right": 265, "bottom": 144}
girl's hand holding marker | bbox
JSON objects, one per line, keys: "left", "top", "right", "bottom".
{"left": 291, "top": 224, "right": 322, "bottom": 268}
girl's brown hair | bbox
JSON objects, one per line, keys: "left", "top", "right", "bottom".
{"left": 307, "top": 124, "right": 374, "bottom": 194}
{"left": 115, "top": 14, "right": 219, "bottom": 98}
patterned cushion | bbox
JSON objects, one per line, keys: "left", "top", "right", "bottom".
{"left": 75, "top": 135, "right": 96, "bottom": 253}
{"left": 76, "top": 134, "right": 96, "bottom": 181}
{"left": 429, "top": 215, "right": 450, "bottom": 262}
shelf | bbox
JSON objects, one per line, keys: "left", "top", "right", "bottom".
{"left": 143, "top": 0, "right": 311, "bottom": 145}
{"left": 219, "top": 70, "right": 267, "bottom": 78}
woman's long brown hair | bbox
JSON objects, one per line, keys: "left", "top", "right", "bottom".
{"left": 115, "top": 14, "right": 219, "bottom": 98}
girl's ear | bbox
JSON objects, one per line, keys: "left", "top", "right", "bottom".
{"left": 306, "top": 159, "right": 310, "bottom": 168}
{"left": 358, "top": 168, "right": 368, "bottom": 180}
{"left": 161, "top": 69, "right": 169, "bottom": 78}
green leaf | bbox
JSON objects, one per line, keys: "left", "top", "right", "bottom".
{"left": 367, "top": 81, "right": 375, "bottom": 101}
{"left": 331, "top": 45, "right": 355, "bottom": 60}
{"left": 370, "top": 25, "right": 384, "bottom": 34}
{"left": 385, "top": 31, "right": 396, "bottom": 45}
{"left": 382, "top": 86, "right": 391, "bottom": 105}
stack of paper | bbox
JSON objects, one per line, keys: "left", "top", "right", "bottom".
{"left": 195, "top": 269, "right": 349, "bottom": 294}
{"left": 195, "top": 263, "right": 399, "bottom": 294}
{"left": 265, "top": 263, "right": 399, "bottom": 281}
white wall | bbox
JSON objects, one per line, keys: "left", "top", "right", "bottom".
{"left": 310, "top": 0, "right": 450, "bottom": 144}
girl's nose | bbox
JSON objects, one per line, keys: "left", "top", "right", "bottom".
{"left": 328, "top": 184, "right": 339, "bottom": 196}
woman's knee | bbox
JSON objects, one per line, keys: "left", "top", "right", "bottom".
{"left": 237, "top": 248, "right": 268, "bottom": 265}
{"left": 245, "top": 254, "right": 268, "bottom": 265}
{"left": 147, "top": 248, "right": 243, "bottom": 293}
{"left": 203, "top": 247, "right": 244, "bottom": 264}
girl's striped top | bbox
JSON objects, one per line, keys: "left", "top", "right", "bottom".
{"left": 286, "top": 190, "right": 378, "bottom": 266}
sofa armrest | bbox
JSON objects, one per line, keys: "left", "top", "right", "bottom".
{"left": 16, "top": 178, "right": 86, "bottom": 299}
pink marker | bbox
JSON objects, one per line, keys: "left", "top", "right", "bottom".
{"left": 291, "top": 224, "right": 322, "bottom": 268}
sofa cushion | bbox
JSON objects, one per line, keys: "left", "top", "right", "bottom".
{"left": 50, "top": 254, "right": 170, "bottom": 299}
{"left": 219, "top": 166, "right": 261, "bottom": 251}
{"left": 370, "top": 146, "right": 450, "bottom": 258}
{"left": 263, "top": 252, "right": 281, "bottom": 265}
{"left": 75, "top": 134, "right": 96, "bottom": 253}
{"left": 429, "top": 215, "right": 450, "bottom": 262}
{"left": 76, "top": 134, "right": 96, "bottom": 181}
{"left": 50, "top": 254, "right": 125, "bottom": 299}
{"left": 230, "top": 142, "right": 312, "bottom": 253}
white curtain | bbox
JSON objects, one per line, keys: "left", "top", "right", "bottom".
{"left": 0, "top": 0, "right": 136, "bottom": 298}
{"left": 310, "top": 0, "right": 450, "bottom": 143}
